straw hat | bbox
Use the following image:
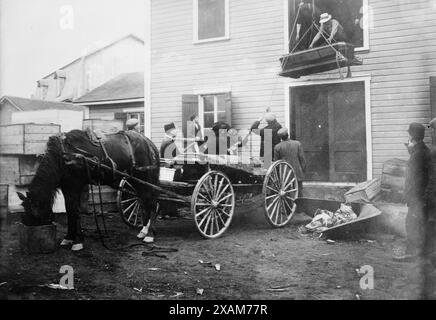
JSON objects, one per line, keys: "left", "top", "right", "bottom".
{"left": 319, "top": 13, "right": 332, "bottom": 24}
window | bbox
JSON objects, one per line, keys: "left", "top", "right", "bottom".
{"left": 193, "top": 0, "right": 229, "bottom": 43}
{"left": 288, "top": 0, "right": 369, "bottom": 52}
{"left": 200, "top": 94, "right": 228, "bottom": 129}
{"left": 126, "top": 112, "right": 145, "bottom": 134}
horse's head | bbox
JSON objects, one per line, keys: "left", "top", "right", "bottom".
{"left": 17, "top": 192, "right": 53, "bottom": 226}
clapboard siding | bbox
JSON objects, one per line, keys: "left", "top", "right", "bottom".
{"left": 150, "top": 0, "right": 286, "bottom": 151}
{"left": 150, "top": 0, "right": 436, "bottom": 180}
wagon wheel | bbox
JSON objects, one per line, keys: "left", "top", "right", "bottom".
{"left": 117, "top": 178, "right": 143, "bottom": 229}
{"left": 191, "top": 171, "right": 235, "bottom": 239}
{"left": 263, "top": 161, "right": 298, "bottom": 227}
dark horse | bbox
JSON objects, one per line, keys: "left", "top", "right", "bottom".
{"left": 17, "top": 129, "right": 160, "bottom": 251}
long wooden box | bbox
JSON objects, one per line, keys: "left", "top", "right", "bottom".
{"left": 279, "top": 42, "right": 362, "bottom": 79}
{"left": 83, "top": 119, "right": 124, "bottom": 134}
{"left": 344, "top": 178, "right": 381, "bottom": 203}
{"left": 88, "top": 186, "right": 118, "bottom": 213}
{"left": 0, "top": 155, "right": 40, "bottom": 186}
{"left": 0, "top": 124, "right": 60, "bottom": 155}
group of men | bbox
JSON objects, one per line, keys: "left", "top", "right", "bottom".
{"left": 395, "top": 120, "right": 436, "bottom": 263}
{"left": 134, "top": 110, "right": 306, "bottom": 197}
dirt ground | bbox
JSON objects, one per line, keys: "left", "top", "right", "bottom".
{"left": 1, "top": 198, "right": 435, "bottom": 300}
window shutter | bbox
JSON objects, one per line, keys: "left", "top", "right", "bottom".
{"left": 182, "top": 94, "right": 199, "bottom": 137}
{"left": 224, "top": 92, "right": 232, "bottom": 127}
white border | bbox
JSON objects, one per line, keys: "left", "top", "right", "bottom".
{"left": 193, "top": 0, "right": 230, "bottom": 44}
{"left": 283, "top": 0, "right": 370, "bottom": 54}
{"left": 284, "top": 76, "right": 373, "bottom": 181}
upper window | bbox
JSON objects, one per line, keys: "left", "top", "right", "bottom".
{"left": 194, "top": 0, "right": 230, "bottom": 43}
{"left": 288, "top": 0, "right": 369, "bottom": 52}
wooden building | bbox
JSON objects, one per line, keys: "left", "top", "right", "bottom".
{"left": 145, "top": 0, "right": 436, "bottom": 184}
{"left": 34, "top": 34, "right": 144, "bottom": 102}
{"left": 74, "top": 72, "right": 145, "bottom": 133}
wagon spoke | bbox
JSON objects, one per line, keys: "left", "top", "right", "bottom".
{"left": 216, "top": 209, "right": 227, "bottom": 226}
{"left": 283, "top": 177, "right": 296, "bottom": 191}
{"left": 196, "top": 206, "right": 212, "bottom": 217}
{"left": 266, "top": 185, "right": 279, "bottom": 194}
{"left": 217, "top": 208, "right": 231, "bottom": 218}
{"left": 218, "top": 193, "right": 233, "bottom": 204}
{"left": 215, "top": 177, "right": 225, "bottom": 200}
{"left": 283, "top": 166, "right": 291, "bottom": 186}
{"left": 122, "top": 197, "right": 137, "bottom": 204}
{"left": 123, "top": 200, "right": 137, "bottom": 216}
{"left": 214, "top": 210, "right": 221, "bottom": 234}
{"left": 120, "top": 188, "right": 138, "bottom": 197}
{"left": 215, "top": 183, "right": 229, "bottom": 201}
{"left": 198, "top": 208, "right": 212, "bottom": 227}
{"left": 266, "top": 196, "right": 280, "bottom": 212}
{"left": 127, "top": 202, "right": 138, "bottom": 222}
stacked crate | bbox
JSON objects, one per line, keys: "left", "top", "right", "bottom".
{"left": 0, "top": 124, "right": 61, "bottom": 211}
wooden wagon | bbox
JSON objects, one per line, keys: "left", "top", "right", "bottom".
{"left": 116, "top": 153, "right": 300, "bottom": 239}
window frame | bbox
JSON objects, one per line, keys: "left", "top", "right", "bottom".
{"left": 193, "top": 0, "right": 230, "bottom": 44}
{"left": 284, "top": 0, "right": 370, "bottom": 53}
{"left": 198, "top": 93, "right": 227, "bottom": 130}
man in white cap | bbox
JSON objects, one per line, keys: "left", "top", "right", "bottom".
{"left": 126, "top": 118, "right": 139, "bottom": 132}
{"left": 274, "top": 127, "right": 306, "bottom": 197}
{"left": 309, "top": 12, "right": 347, "bottom": 49}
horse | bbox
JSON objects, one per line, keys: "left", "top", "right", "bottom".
{"left": 17, "top": 129, "right": 160, "bottom": 251}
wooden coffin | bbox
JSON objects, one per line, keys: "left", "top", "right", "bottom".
{"left": 279, "top": 42, "right": 362, "bottom": 79}
{"left": 0, "top": 123, "right": 60, "bottom": 155}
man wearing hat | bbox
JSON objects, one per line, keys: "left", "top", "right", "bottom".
{"left": 309, "top": 12, "right": 347, "bottom": 49}
{"left": 126, "top": 118, "right": 139, "bottom": 132}
{"left": 160, "top": 122, "right": 180, "bottom": 159}
{"left": 274, "top": 127, "right": 306, "bottom": 197}
{"left": 395, "top": 122, "right": 431, "bottom": 261}
{"left": 250, "top": 110, "right": 283, "bottom": 162}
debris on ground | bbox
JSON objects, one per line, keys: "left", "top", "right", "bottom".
{"left": 148, "top": 268, "right": 160, "bottom": 271}
{"left": 303, "top": 204, "right": 358, "bottom": 233}
{"left": 40, "top": 284, "right": 74, "bottom": 290}
{"left": 0, "top": 282, "right": 7, "bottom": 287}
{"left": 326, "top": 239, "right": 336, "bottom": 245}
{"left": 266, "top": 284, "right": 296, "bottom": 292}
{"left": 196, "top": 288, "right": 204, "bottom": 295}
{"left": 170, "top": 292, "right": 183, "bottom": 298}
{"left": 133, "top": 287, "right": 143, "bottom": 293}
{"left": 215, "top": 264, "right": 221, "bottom": 271}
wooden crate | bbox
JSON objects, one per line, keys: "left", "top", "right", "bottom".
{"left": 0, "top": 184, "right": 8, "bottom": 208}
{"left": 344, "top": 178, "right": 381, "bottom": 203}
{"left": 0, "top": 155, "right": 40, "bottom": 186}
{"left": 18, "top": 222, "right": 57, "bottom": 254}
{"left": 0, "top": 123, "right": 60, "bottom": 155}
{"left": 381, "top": 158, "right": 407, "bottom": 203}
{"left": 83, "top": 119, "right": 124, "bottom": 134}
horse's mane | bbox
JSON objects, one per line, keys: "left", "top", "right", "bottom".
{"left": 28, "top": 134, "right": 64, "bottom": 207}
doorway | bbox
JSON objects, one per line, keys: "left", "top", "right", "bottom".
{"left": 290, "top": 81, "right": 367, "bottom": 183}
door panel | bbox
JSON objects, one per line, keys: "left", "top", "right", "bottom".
{"left": 291, "top": 82, "right": 366, "bottom": 182}
{"left": 293, "top": 86, "right": 329, "bottom": 181}
{"left": 329, "top": 83, "right": 366, "bottom": 182}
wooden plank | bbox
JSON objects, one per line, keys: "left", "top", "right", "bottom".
{"left": 0, "top": 184, "right": 8, "bottom": 207}
{"left": 0, "top": 156, "right": 20, "bottom": 184}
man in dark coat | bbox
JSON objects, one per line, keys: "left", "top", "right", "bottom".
{"left": 395, "top": 123, "right": 430, "bottom": 261}
{"left": 250, "top": 111, "right": 282, "bottom": 164}
{"left": 274, "top": 128, "right": 306, "bottom": 197}
{"left": 160, "top": 122, "right": 180, "bottom": 159}
{"left": 425, "top": 118, "right": 436, "bottom": 259}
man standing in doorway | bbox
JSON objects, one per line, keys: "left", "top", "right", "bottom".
{"left": 394, "top": 123, "right": 430, "bottom": 262}
{"left": 274, "top": 127, "right": 306, "bottom": 197}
